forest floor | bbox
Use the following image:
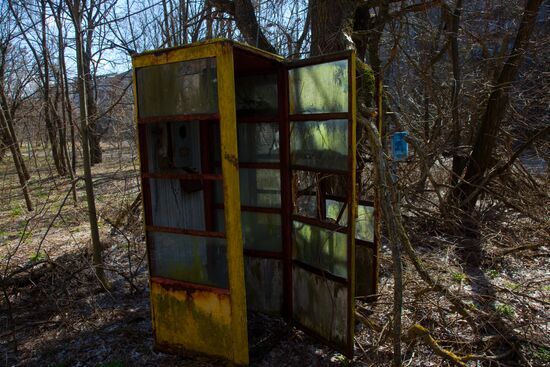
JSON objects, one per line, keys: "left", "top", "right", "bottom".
{"left": 0, "top": 143, "right": 549, "bottom": 367}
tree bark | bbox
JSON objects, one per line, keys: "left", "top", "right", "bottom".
{"left": 309, "top": 0, "right": 357, "bottom": 56}
{"left": 41, "top": 0, "right": 66, "bottom": 177}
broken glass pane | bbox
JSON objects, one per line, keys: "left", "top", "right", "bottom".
{"left": 148, "top": 232, "right": 228, "bottom": 288}
{"left": 289, "top": 60, "right": 348, "bottom": 114}
{"left": 293, "top": 220, "right": 348, "bottom": 278}
{"left": 290, "top": 120, "right": 348, "bottom": 170}
{"left": 326, "top": 199, "right": 348, "bottom": 225}
{"left": 137, "top": 58, "right": 218, "bottom": 117}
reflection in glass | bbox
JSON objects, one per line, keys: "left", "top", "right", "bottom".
{"left": 356, "top": 205, "right": 374, "bottom": 242}
{"left": 293, "top": 220, "right": 348, "bottom": 278}
{"left": 215, "top": 169, "right": 281, "bottom": 208}
{"left": 237, "top": 123, "right": 280, "bottom": 163}
{"left": 137, "top": 58, "right": 218, "bottom": 117}
{"left": 236, "top": 74, "right": 278, "bottom": 115}
{"left": 289, "top": 60, "right": 348, "bottom": 114}
{"left": 214, "top": 210, "right": 282, "bottom": 252}
{"left": 148, "top": 232, "right": 228, "bottom": 288}
{"left": 290, "top": 120, "right": 348, "bottom": 170}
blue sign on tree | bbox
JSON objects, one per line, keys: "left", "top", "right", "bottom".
{"left": 391, "top": 131, "right": 409, "bottom": 161}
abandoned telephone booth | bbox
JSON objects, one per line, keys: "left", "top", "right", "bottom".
{"left": 132, "top": 39, "right": 380, "bottom": 365}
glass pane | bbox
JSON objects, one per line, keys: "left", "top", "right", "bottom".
{"left": 240, "top": 169, "right": 281, "bottom": 207}
{"left": 145, "top": 121, "right": 202, "bottom": 174}
{"left": 292, "top": 266, "right": 349, "bottom": 346}
{"left": 289, "top": 60, "right": 348, "bottom": 114}
{"left": 148, "top": 232, "right": 228, "bottom": 288}
{"left": 237, "top": 123, "right": 280, "bottom": 162}
{"left": 236, "top": 74, "right": 278, "bottom": 115}
{"left": 290, "top": 120, "right": 348, "bottom": 170}
{"left": 149, "top": 178, "right": 205, "bottom": 230}
{"left": 293, "top": 220, "right": 348, "bottom": 278}
{"left": 356, "top": 205, "right": 375, "bottom": 242}
{"left": 214, "top": 209, "right": 282, "bottom": 252}
{"left": 215, "top": 169, "right": 281, "bottom": 208}
{"left": 242, "top": 212, "right": 282, "bottom": 252}
{"left": 137, "top": 58, "right": 218, "bottom": 117}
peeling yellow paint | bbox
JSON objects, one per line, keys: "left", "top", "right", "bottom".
{"left": 216, "top": 41, "right": 249, "bottom": 365}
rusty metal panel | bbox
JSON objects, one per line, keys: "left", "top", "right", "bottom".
{"left": 292, "top": 265, "right": 349, "bottom": 347}
{"left": 244, "top": 257, "right": 284, "bottom": 314}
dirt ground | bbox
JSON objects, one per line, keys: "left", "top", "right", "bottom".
{"left": 1, "top": 143, "right": 549, "bottom": 367}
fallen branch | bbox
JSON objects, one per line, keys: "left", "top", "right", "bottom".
{"left": 407, "top": 324, "right": 515, "bottom": 366}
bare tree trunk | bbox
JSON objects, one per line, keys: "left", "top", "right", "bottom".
{"left": 0, "top": 105, "right": 33, "bottom": 211}
{"left": 69, "top": 0, "right": 109, "bottom": 289}
{"left": 448, "top": 0, "right": 466, "bottom": 186}
{"left": 41, "top": 0, "right": 66, "bottom": 177}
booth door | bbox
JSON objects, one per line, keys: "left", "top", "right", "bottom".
{"left": 286, "top": 53, "right": 357, "bottom": 356}
{"left": 134, "top": 48, "right": 248, "bottom": 365}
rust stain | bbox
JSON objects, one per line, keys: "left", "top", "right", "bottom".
{"left": 223, "top": 153, "right": 239, "bottom": 169}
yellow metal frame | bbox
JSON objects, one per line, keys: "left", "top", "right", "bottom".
{"left": 132, "top": 41, "right": 248, "bottom": 365}
{"left": 348, "top": 52, "right": 357, "bottom": 351}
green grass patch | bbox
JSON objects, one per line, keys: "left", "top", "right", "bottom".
{"left": 487, "top": 269, "right": 499, "bottom": 279}
{"left": 535, "top": 347, "right": 550, "bottom": 363}
{"left": 10, "top": 206, "right": 22, "bottom": 217}
{"left": 495, "top": 302, "right": 515, "bottom": 317}
{"left": 451, "top": 272, "right": 467, "bottom": 283}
